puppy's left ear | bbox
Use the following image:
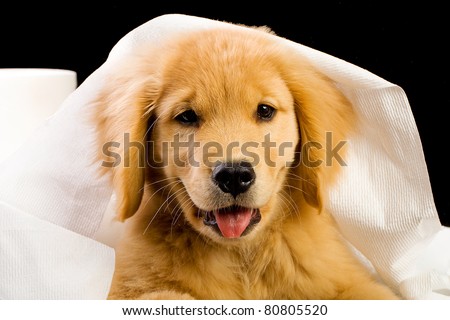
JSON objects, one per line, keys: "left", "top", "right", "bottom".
{"left": 283, "top": 57, "right": 354, "bottom": 210}
{"left": 94, "top": 67, "right": 160, "bottom": 221}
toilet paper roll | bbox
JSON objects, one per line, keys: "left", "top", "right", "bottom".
{"left": 0, "top": 68, "right": 77, "bottom": 163}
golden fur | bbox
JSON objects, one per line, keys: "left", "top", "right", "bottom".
{"left": 95, "top": 25, "right": 399, "bottom": 299}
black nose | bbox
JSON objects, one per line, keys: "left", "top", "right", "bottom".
{"left": 212, "top": 161, "right": 256, "bottom": 197}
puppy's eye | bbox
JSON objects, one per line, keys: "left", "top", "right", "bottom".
{"left": 257, "top": 104, "right": 276, "bottom": 121}
{"left": 175, "top": 109, "right": 199, "bottom": 125}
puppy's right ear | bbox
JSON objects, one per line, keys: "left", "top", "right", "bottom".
{"left": 94, "top": 68, "right": 160, "bottom": 221}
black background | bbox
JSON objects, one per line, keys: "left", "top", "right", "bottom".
{"left": 1, "top": 1, "right": 448, "bottom": 226}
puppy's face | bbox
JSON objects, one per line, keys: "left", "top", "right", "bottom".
{"left": 97, "top": 27, "right": 353, "bottom": 244}
{"left": 151, "top": 35, "right": 299, "bottom": 241}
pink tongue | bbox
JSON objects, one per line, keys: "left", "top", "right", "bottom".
{"left": 215, "top": 208, "right": 253, "bottom": 238}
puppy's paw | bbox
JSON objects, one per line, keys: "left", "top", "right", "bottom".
{"left": 138, "top": 290, "right": 195, "bottom": 300}
{"left": 338, "top": 282, "right": 400, "bottom": 300}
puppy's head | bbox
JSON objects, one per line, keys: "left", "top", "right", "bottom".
{"left": 96, "top": 27, "right": 353, "bottom": 243}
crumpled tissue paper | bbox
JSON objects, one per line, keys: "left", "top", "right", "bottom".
{"left": 0, "top": 14, "right": 448, "bottom": 299}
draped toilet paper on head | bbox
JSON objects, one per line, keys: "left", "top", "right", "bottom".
{"left": 0, "top": 14, "right": 448, "bottom": 299}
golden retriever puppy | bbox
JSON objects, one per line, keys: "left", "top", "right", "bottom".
{"left": 95, "top": 25, "right": 399, "bottom": 299}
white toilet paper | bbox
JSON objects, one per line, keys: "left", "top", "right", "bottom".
{"left": 0, "top": 14, "right": 448, "bottom": 299}
{"left": 0, "top": 68, "right": 77, "bottom": 163}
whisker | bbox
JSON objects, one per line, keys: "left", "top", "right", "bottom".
{"left": 144, "top": 180, "right": 180, "bottom": 204}
{"left": 139, "top": 183, "right": 174, "bottom": 218}
{"left": 143, "top": 209, "right": 160, "bottom": 235}
{"left": 279, "top": 189, "right": 299, "bottom": 216}
{"left": 284, "top": 184, "right": 313, "bottom": 197}
{"left": 171, "top": 193, "right": 191, "bottom": 227}
{"left": 161, "top": 184, "right": 185, "bottom": 211}
{"left": 145, "top": 176, "right": 178, "bottom": 188}
{"left": 165, "top": 187, "right": 188, "bottom": 214}
{"left": 169, "top": 189, "right": 189, "bottom": 217}
{"left": 170, "top": 194, "right": 194, "bottom": 237}
{"left": 143, "top": 108, "right": 172, "bottom": 139}
{"left": 137, "top": 176, "right": 178, "bottom": 195}
{"left": 286, "top": 172, "right": 317, "bottom": 186}
{"left": 142, "top": 180, "right": 183, "bottom": 235}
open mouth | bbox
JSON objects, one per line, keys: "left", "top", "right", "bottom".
{"left": 202, "top": 205, "right": 261, "bottom": 239}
